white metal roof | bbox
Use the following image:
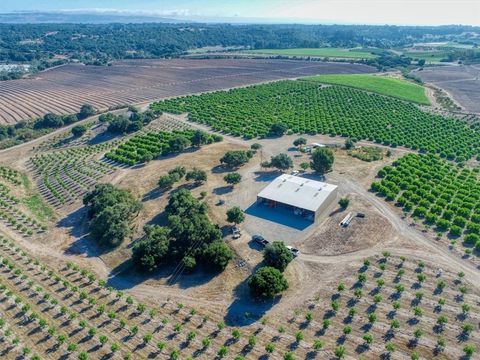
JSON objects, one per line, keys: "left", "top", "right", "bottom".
{"left": 257, "top": 174, "right": 338, "bottom": 212}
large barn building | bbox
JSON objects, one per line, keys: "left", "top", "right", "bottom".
{"left": 257, "top": 174, "right": 338, "bottom": 222}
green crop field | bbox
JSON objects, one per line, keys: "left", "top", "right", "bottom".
{"left": 245, "top": 47, "right": 377, "bottom": 59}
{"left": 151, "top": 81, "right": 480, "bottom": 161}
{"left": 304, "top": 74, "right": 430, "bottom": 105}
{"left": 371, "top": 154, "right": 480, "bottom": 254}
{"left": 105, "top": 130, "right": 222, "bottom": 165}
{"left": 403, "top": 51, "right": 448, "bottom": 63}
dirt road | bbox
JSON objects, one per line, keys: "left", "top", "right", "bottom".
{"left": 300, "top": 177, "right": 480, "bottom": 283}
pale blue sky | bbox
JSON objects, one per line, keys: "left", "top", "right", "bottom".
{"left": 1, "top": 0, "right": 479, "bottom": 26}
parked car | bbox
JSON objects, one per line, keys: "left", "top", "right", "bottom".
{"left": 291, "top": 170, "right": 299, "bottom": 175}
{"left": 287, "top": 246, "right": 300, "bottom": 257}
{"left": 232, "top": 226, "right": 241, "bottom": 239}
{"left": 252, "top": 235, "right": 269, "bottom": 247}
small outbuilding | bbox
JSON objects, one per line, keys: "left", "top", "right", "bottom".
{"left": 257, "top": 174, "right": 338, "bottom": 222}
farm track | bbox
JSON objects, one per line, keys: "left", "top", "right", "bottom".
{"left": 0, "top": 59, "right": 375, "bottom": 124}
{"left": 334, "top": 178, "right": 480, "bottom": 281}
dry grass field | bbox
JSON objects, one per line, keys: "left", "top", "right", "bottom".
{"left": 0, "top": 59, "right": 375, "bottom": 124}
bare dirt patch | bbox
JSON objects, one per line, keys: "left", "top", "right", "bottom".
{"left": 415, "top": 65, "right": 480, "bottom": 113}
{"left": 301, "top": 193, "right": 393, "bottom": 255}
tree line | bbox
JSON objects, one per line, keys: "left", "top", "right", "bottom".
{"left": 0, "top": 104, "right": 95, "bottom": 149}
{"left": 0, "top": 23, "right": 477, "bottom": 65}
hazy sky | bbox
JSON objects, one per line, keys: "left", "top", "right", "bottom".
{"left": 1, "top": 0, "right": 479, "bottom": 26}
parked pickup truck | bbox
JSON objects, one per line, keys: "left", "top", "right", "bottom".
{"left": 287, "top": 246, "right": 300, "bottom": 257}
{"left": 252, "top": 235, "right": 269, "bottom": 247}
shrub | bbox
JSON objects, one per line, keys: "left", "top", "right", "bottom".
{"left": 248, "top": 266, "right": 288, "bottom": 299}
{"left": 226, "top": 207, "right": 245, "bottom": 225}
{"left": 71, "top": 124, "right": 88, "bottom": 137}
{"left": 293, "top": 137, "right": 307, "bottom": 147}
{"left": 83, "top": 184, "right": 142, "bottom": 247}
{"left": 220, "top": 150, "right": 252, "bottom": 168}
{"left": 224, "top": 172, "right": 242, "bottom": 186}
{"left": 338, "top": 197, "right": 349, "bottom": 209}
{"left": 268, "top": 153, "right": 293, "bottom": 171}
{"left": 185, "top": 168, "right": 207, "bottom": 184}
{"left": 269, "top": 123, "right": 288, "bottom": 136}
{"left": 310, "top": 148, "right": 334, "bottom": 174}
{"left": 263, "top": 241, "right": 293, "bottom": 272}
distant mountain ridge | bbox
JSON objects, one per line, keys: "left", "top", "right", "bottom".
{"left": 0, "top": 12, "right": 187, "bottom": 24}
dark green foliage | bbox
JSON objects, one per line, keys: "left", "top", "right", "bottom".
{"left": 166, "top": 188, "right": 208, "bottom": 217}
{"left": 224, "top": 172, "right": 242, "bottom": 186}
{"left": 78, "top": 104, "right": 95, "bottom": 120}
{"left": 167, "top": 213, "right": 221, "bottom": 257}
{"left": 37, "top": 113, "right": 64, "bottom": 128}
{"left": 132, "top": 225, "right": 170, "bottom": 271}
{"left": 293, "top": 137, "right": 307, "bottom": 147}
{"left": 269, "top": 123, "right": 288, "bottom": 137}
{"left": 182, "top": 256, "right": 197, "bottom": 272}
{"left": 191, "top": 130, "right": 210, "bottom": 147}
{"left": 372, "top": 153, "right": 480, "bottom": 252}
{"left": 339, "top": 197, "right": 350, "bottom": 209}
{"left": 248, "top": 266, "right": 289, "bottom": 299}
{"left": 83, "top": 184, "right": 142, "bottom": 248}
{"left": 0, "top": 23, "right": 475, "bottom": 65}
{"left": 105, "top": 130, "right": 221, "bottom": 165}
{"left": 71, "top": 124, "right": 87, "bottom": 137}
{"left": 220, "top": 150, "right": 253, "bottom": 168}
{"left": 226, "top": 207, "right": 245, "bottom": 225}
{"left": 185, "top": 168, "right": 207, "bottom": 185}
{"left": 267, "top": 154, "right": 293, "bottom": 171}
{"left": 107, "top": 115, "right": 131, "bottom": 133}
{"left": 106, "top": 110, "right": 161, "bottom": 134}
{"left": 202, "top": 240, "right": 233, "bottom": 270}
{"left": 89, "top": 205, "right": 131, "bottom": 247}
{"left": 158, "top": 166, "right": 186, "bottom": 189}
{"left": 169, "top": 136, "right": 191, "bottom": 153}
{"left": 132, "top": 188, "right": 232, "bottom": 272}
{"left": 345, "top": 138, "right": 355, "bottom": 149}
{"left": 152, "top": 81, "right": 480, "bottom": 161}
{"left": 263, "top": 241, "right": 293, "bottom": 272}
{"left": 169, "top": 166, "right": 187, "bottom": 179}
{"left": 311, "top": 148, "right": 334, "bottom": 174}
{"left": 158, "top": 174, "right": 179, "bottom": 189}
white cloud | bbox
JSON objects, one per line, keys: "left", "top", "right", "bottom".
{"left": 57, "top": 7, "right": 191, "bottom": 17}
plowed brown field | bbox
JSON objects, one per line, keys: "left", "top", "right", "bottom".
{"left": 0, "top": 59, "right": 375, "bottom": 124}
